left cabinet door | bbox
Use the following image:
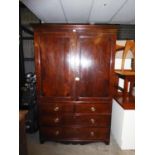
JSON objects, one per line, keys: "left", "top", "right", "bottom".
{"left": 35, "top": 32, "right": 76, "bottom": 101}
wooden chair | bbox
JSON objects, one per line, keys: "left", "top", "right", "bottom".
{"left": 120, "top": 40, "right": 135, "bottom": 71}
{"left": 113, "top": 40, "right": 135, "bottom": 109}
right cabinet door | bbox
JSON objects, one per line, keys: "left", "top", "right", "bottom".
{"left": 76, "top": 33, "right": 112, "bottom": 101}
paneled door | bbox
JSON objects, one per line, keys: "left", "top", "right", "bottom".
{"left": 37, "top": 32, "right": 76, "bottom": 101}
{"left": 76, "top": 33, "right": 112, "bottom": 101}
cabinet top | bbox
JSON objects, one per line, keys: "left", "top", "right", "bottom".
{"left": 32, "top": 24, "right": 117, "bottom": 33}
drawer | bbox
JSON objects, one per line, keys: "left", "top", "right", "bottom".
{"left": 40, "top": 127, "right": 63, "bottom": 139}
{"left": 39, "top": 103, "right": 74, "bottom": 114}
{"left": 40, "top": 114, "right": 111, "bottom": 127}
{"left": 40, "top": 127, "right": 110, "bottom": 140}
{"left": 40, "top": 127, "right": 77, "bottom": 139}
{"left": 75, "top": 103, "right": 111, "bottom": 113}
{"left": 40, "top": 114, "right": 74, "bottom": 126}
{"left": 74, "top": 114, "right": 111, "bottom": 127}
{"left": 75, "top": 127, "right": 110, "bottom": 140}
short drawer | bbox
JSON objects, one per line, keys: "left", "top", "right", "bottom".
{"left": 75, "top": 127, "right": 110, "bottom": 140}
{"left": 40, "top": 127, "right": 63, "bottom": 139}
{"left": 39, "top": 103, "right": 74, "bottom": 114}
{"left": 74, "top": 114, "right": 111, "bottom": 127}
{"left": 40, "top": 114, "right": 74, "bottom": 126}
{"left": 40, "top": 127, "right": 110, "bottom": 140}
{"left": 75, "top": 103, "right": 111, "bottom": 113}
{"left": 40, "top": 127, "right": 78, "bottom": 139}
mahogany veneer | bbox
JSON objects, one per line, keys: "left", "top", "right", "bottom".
{"left": 33, "top": 24, "right": 117, "bottom": 144}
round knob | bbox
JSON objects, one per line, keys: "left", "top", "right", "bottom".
{"left": 91, "top": 107, "right": 96, "bottom": 112}
{"left": 54, "top": 117, "right": 59, "bottom": 123}
{"left": 54, "top": 106, "right": 59, "bottom": 111}
{"left": 55, "top": 130, "right": 59, "bottom": 136}
{"left": 75, "top": 77, "right": 80, "bottom": 81}
{"left": 90, "top": 131, "right": 94, "bottom": 136}
{"left": 90, "top": 118, "right": 95, "bottom": 124}
{"left": 73, "top": 29, "right": 76, "bottom": 32}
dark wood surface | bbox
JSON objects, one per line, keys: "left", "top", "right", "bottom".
{"left": 34, "top": 24, "right": 117, "bottom": 144}
{"left": 75, "top": 103, "right": 111, "bottom": 113}
{"left": 114, "top": 70, "right": 135, "bottom": 110}
{"left": 114, "top": 94, "right": 135, "bottom": 109}
{"left": 40, "top": 114, "right": 111, "bottom": 127}
{"left": 40, "top": 127, "right": 109, "bottom": 140}
{"left": 19, "top": 110, "right": 28, "bottom": 155}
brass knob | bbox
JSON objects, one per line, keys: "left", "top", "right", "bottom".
{"left": 73, "top": 29, "right": 76, "bottom": 32}
{"left": 90, "top": 118, "right": 95, "bottom": 124}
{"left": 90, "top": 131, "right": 94, "bottom": 136}
{"left": 55, "top": 130, "right": 59, "bottom": 136}
{"left": 75, "top": 77, "right": 80, "bottom": 81}
{"left": 54, "top": 117, "right": 59, "bottom": 123}
{"left": 91, "top": 107, "right": 96, "bottom": 112}
{"left": 54, "top": 106, "right": 59, "bottom": 111}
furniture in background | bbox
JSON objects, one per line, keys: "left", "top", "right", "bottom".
{"left": 33, "top": 24, "right": 117, "bottom": 144}
{"left": 111, "top": 41, "right": 135, "bottom": 149}
{"left": 114, "top": 70, "right": 135, "bottom": 109}
{"left": 20, "top": 73, "right": 38, "bottom": 133}
{"left": 19, "top": 110, "right": 28, "bottom": 155}
{"left": 114, "top": 40, "right": 135, "bottom": 109}
{"left": 120, "top": 40, "right": 135, "bottom": 71}
{"left": 116, "top": 40, "right": 135, "bottom": 71}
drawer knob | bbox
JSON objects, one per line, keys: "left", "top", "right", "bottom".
{"left": 54, "top": 117, "right": 60, "bottom": 123}
{"left": 91, "top": 107, "right": 96, "bottom": 112}
{"left": 75, "top": 77, "right": 80, "bottom": 81}
{"left": 90, "top": 118, "right": 95, "bottom": 124}
{"left": 54, "top": 106, "right": 59, "bottom": 111}
{"left": 90, "top": 131, "right": 94, "bottom": 136}
{"left": 55, "top": 130, "right": 59, "bottom": 136}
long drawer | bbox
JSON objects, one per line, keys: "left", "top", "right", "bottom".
{"left": 40, "top": 127, "right": 110, "bottom": 140}
{"left": 75, "top": 103, "right": 111, "bottom": 113}
{"left": 39, "top": 102, "right": 111, "bottom": 114}
{"left": 40, "top": 114, "right": 111, "bottom": 127}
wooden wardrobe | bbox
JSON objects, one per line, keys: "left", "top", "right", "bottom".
{"left": 33, "top": 24, "right": 117, "bottom": 144}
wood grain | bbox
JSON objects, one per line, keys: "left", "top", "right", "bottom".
{"left": 33, "top": 24, "right": 117, "bottom": 144}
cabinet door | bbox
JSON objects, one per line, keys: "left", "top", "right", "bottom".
{"left": 76, "top": 33, "right": 112, "bottom": 101}
{"left": 38, "top": 32, "right": 75, "bottom": 100}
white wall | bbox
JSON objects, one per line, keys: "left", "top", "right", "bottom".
{"left": 111, "top": 100, "right": 124, "bottom": 146}
{"left": 121, "top": 110, "right": 135, "bottom": 149}
{"left": 111, "top": 100, "right": 135, "bottom": 150}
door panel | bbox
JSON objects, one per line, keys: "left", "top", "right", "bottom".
{"left": 38, "top": 32, "right": 112, "bottom": 101}
{"left": 39, "top": 33, "right": 75, "bottom": 100}
{"left": 77, "top": 34, "right": 111, "bottom": 100}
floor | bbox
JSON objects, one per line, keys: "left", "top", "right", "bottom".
{"left": 26, "top": 132, "right": 135, "bottom": 155}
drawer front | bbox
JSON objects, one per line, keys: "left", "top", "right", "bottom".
{"left": 39, "top": 103, "right": 74, "bottom": 114}
{"left": 74, "top": 115, "right": 111, "bottom": 127}
{"left": 40, "top": 127, "right": 110, "bottom": 140}
{"left": 40, "top": 114, "right": 111, "bottom": 127}
{"left": 40, "top": 114, "right": 73, "bottom": 126}
{"left": 75, "top": 103, "right": 111, "bottom": 113}
{"left": 40, "top": 127, "right": 63, "bottom": 139}
{"left": 76, "top": 127, "right": 110, "bottom": 140}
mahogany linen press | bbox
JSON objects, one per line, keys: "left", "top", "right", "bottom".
{"left": 33, "top": 24, "right": 117, "bottom": 144}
